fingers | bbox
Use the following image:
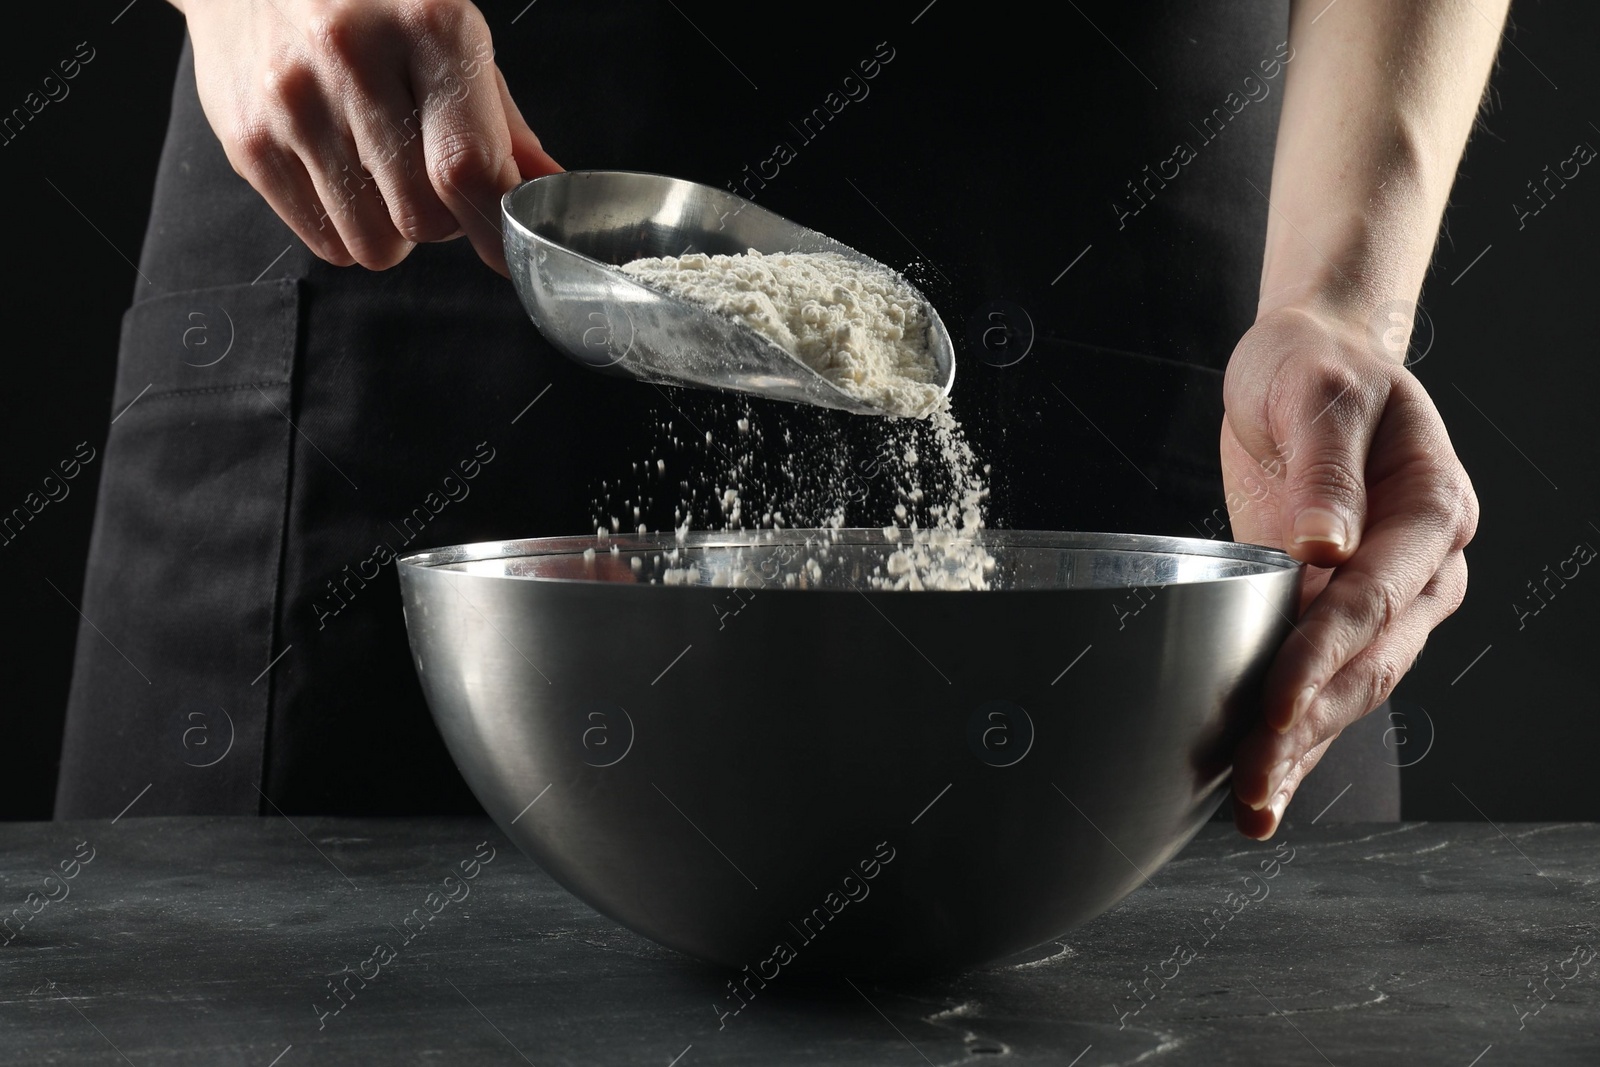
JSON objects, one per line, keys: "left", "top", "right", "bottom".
{"left": 197, "top": 0, "right": 547, "bottom": 272}
{"left": 224, "top": 119, "right": 354, "bottom": 268}
{"left": 1311, "top": 552, "right": 1468, "bottom": 715}
{"left": 274, "top": 70, "right": 413, "bottom": 271}
{"left": 341, "top": 70, "right": 460, "bottom": 244}
{"left": 408, "top": 8, "right": 522, "bottom": 275}
{"left": 1261, "top": 389, "right": 1474, "bottom": 734}
{"left": 1234, "top": 549, "right": 1469, "bottom": 826}
{"left": 289, "top": 3, "right": 420, "bottom": 268}
{"left": 354, "top": 61, "right": 552, "bottom": 258}
{"left": 1233, "top": 735, "right": 1335, "bottom": 840}
{"left": 223, "top": 14, "right": 413, "bottom": 269}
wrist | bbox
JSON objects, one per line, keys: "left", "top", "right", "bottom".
{"left": 1256, "top": 124, "right": 1442, "bottom": 326}
{"left": 1256, "top": 273, "right": 1404, "bottom": 334}
{"left": 1256, "top": 213, "right": 1432, "bottom": 331}
{"left": 1244, "top": 292, "right": 1418, "bottom": 372}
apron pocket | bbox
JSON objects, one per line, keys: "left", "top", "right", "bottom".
{"left": 56, "top": 279, "right": 300, "bottom": 817}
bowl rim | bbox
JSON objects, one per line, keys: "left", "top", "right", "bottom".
{"left": 397, "top": 529, "right": 1300, "bottom": 589}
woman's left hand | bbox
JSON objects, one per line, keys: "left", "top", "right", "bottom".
{"left": 1219, "top": 302, "right": 1479, "bottom": 839}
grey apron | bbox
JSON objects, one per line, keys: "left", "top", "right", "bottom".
{"left": 55, "top": 0, "right": 1395, "bottom": 821}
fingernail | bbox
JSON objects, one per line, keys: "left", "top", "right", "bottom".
{"left": 1277, "top": 684, "right": 1317, "bottom": 733}
{"left": 1250, "top": 797, "right": 1288, "bottom": 840}
{"left": 1292, "top": 507, "right": 1348, "bottom": 551}
{"left": 1250, "top": 758, "right": 1294, "bottom": 811}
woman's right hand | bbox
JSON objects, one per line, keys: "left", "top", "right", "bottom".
{"left": 175, "top": 0, "right": 561, "bottom": 275}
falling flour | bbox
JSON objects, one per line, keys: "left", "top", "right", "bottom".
{"left": 620, "top": 250, "right": 945, "bottom": 418}
{"left": 598, "top": 249, "right": 995, "bottom": 590}
{"left": 873, "top": 402, "right": 994, "bottom": 591}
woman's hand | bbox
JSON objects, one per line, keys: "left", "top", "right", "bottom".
{"left": 1220, "top": 304, "right": 1478, "bottom": 838}
{"left": 176, "top": 0, "right": 561, "bottom": 274}
{"left": 1224, "top": 0, "right": 1508, "bottom": 836}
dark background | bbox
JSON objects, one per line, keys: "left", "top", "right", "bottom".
{"left": 3, "top": 0, "right": 1595, "bottom": 821}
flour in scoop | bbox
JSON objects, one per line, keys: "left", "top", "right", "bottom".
{"left": 620, "top": 250, "right": 944, "bottom": 418}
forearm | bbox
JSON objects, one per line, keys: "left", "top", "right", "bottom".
{"left": 1259, "top": 0, "right": 1510, "bottom": 321}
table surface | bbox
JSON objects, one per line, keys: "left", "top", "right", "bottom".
{"left": 1, "top": 817, "right": 1596, "bottom": 1066}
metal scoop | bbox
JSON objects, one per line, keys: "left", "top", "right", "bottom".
{"left": 500, "top": 170, "right": 955, "bottom": 416}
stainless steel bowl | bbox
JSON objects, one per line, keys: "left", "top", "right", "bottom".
{"left": 501, "top": 170, "right": 956, "bottom": 416}
{"left": 397, "top": 530, "right": 1301, "bottom": 974}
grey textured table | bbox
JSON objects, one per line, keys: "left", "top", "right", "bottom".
{"left": 2, "top": 818, "right": 1596, "bottom": 1065}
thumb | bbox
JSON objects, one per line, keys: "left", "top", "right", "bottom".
{"left": 1278, "top": 378, "right": 1377, "bottom": 568}
{"left": 496, "top": 66, "right": 563, "bottom": 179}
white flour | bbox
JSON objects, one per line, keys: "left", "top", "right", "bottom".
{"left": 594, "top": 251, "right": 994, "bottom": 590}
{"left": 870, "top": 400, "right": 994, "bottom": 591}
{"left": 620, "top": 250, "right": 944, "bottom": 418}
{"left": 594, "top": 394, "right": 995, "bottom": 590}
